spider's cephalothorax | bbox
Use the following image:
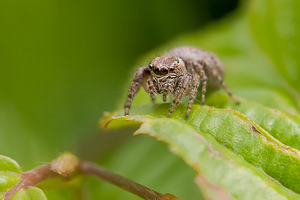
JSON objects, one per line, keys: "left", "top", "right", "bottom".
{"left": 148, "top": 56, "right": 186, "bottom": 96}
{"left": 124, "top": 46, "right": 239, "bottom": 118}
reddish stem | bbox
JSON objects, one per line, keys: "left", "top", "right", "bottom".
{"left": 3, "top": 161, "right": 178, "bottom": 200}
{"left": 3, "top": 164, "right": 58, "bottom": 200}
{"left": 80, "top": 161, "right": 163, "bottom": 200}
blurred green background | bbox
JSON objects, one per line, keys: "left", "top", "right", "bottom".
{"left": 3, "top": 0, "right": 300, "bottom": 199}
{"left": 0, "top": 0, "right": 239, "bottom": 168}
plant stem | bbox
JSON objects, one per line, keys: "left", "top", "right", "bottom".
{"left": 80, "top": 161, "right": 163, "bottom": 200}
{"left": 3, "top": 157, "right": 179, "bottom": 200}
{"left": 3, "top": 164, "right": 58, "bottom": 200}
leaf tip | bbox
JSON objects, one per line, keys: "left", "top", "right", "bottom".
{"left": 0, "top": 155, "right": 22, "bottom": 173}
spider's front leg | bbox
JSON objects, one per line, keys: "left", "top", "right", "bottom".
{"left": 167, "top": 73, "right": 191, "bottom": 118}
{"left": 125, "top": 66, "right": 150, "bottom": 116}
{"left": 191, "top": 61, "right": 208, "bottom": 105}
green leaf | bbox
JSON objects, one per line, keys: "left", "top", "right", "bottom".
{"left": 0, "top": 155, "right": 21, "bottom": 193}
{"left": 81, "top": 134, "right": 203, "bottom": 200}
{"left": 106, "top": 1, "right": 300, "bottom": 199}
{"left": 1, "top": 0, "right": 300, "bottom": 199}
{"left": 10, "top": 187, "right": 47, "bottom": 200}
{"left": 104, "top": 108, "right": 300, "bottom": 199}
{"left": 0, "top": 155, "right": 47, "bottom": 200}
{"left": 206, "top": 92, "right": 300, "bottom": 150}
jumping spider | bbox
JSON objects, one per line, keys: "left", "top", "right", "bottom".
{"left": 125, "top": 46, "right": 239, "bottom": 118}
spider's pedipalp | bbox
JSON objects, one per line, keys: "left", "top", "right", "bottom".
{"left": 162, "top": 84, "right": 172, "bottom": 102}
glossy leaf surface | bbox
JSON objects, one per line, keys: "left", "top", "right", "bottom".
{"left": 104, "top": 104, "right": 300, "bottom": 199}
{"left": 0, "top": 155, "right": 47, "bottom": 200}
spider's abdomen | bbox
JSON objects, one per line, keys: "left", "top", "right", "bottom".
{"left": 166, "top": 46, "right": 224, "bottom": 91}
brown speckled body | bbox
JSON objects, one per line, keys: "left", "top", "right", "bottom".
{"left": 125, "top": 46, "right": 239, "bottom": 118}
{"left": 166, "top": 46, "right": 224, "bottom": 91}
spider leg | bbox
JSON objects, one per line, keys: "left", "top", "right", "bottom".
{"left": 192, "top": 62, "right": 208, "bottom": 105}
{"left": 186, "top": 60, "right": 195, "bottom": 73}
{"left": 186, "top": 74, "right": 200, "bottom": 118}
{"left": 167, "top": 73, "right": 191, "bottom": 118}
{"left": 212, "top": 69, "right": 240, "bottom": 105}
{"left": 147, "top": 79, "right": 156, "bottom": 103}
{"left": 125, "top": 66, "right": 150, "bottom": 115}
{"left": 220, "top": 79, "right": 240, "bottom": 104}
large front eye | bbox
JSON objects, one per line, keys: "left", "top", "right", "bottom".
{"left": 161, "top": 68, "right": 168, "bottom": 75}
{"left": 153, "top": 66, "right": 159, "bottom": 74}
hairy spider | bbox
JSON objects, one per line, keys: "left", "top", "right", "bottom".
{"left": 124, "top": 46, "right": 239, "bottom": 118}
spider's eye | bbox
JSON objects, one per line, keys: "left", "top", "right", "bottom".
{"left": 175, "top": 60, "right": 179, "bottom": 63}
{"left": 153, "top": 66, "right": 160, "bottom": 74}
{"left": 169, "top": 68, "right": 175, "bottom": 72}
{"left": 149, "top": 65, "right": 153, "bottom": 69}
{"left": 161, "top": 68, "right": 168, "bottom": 75}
